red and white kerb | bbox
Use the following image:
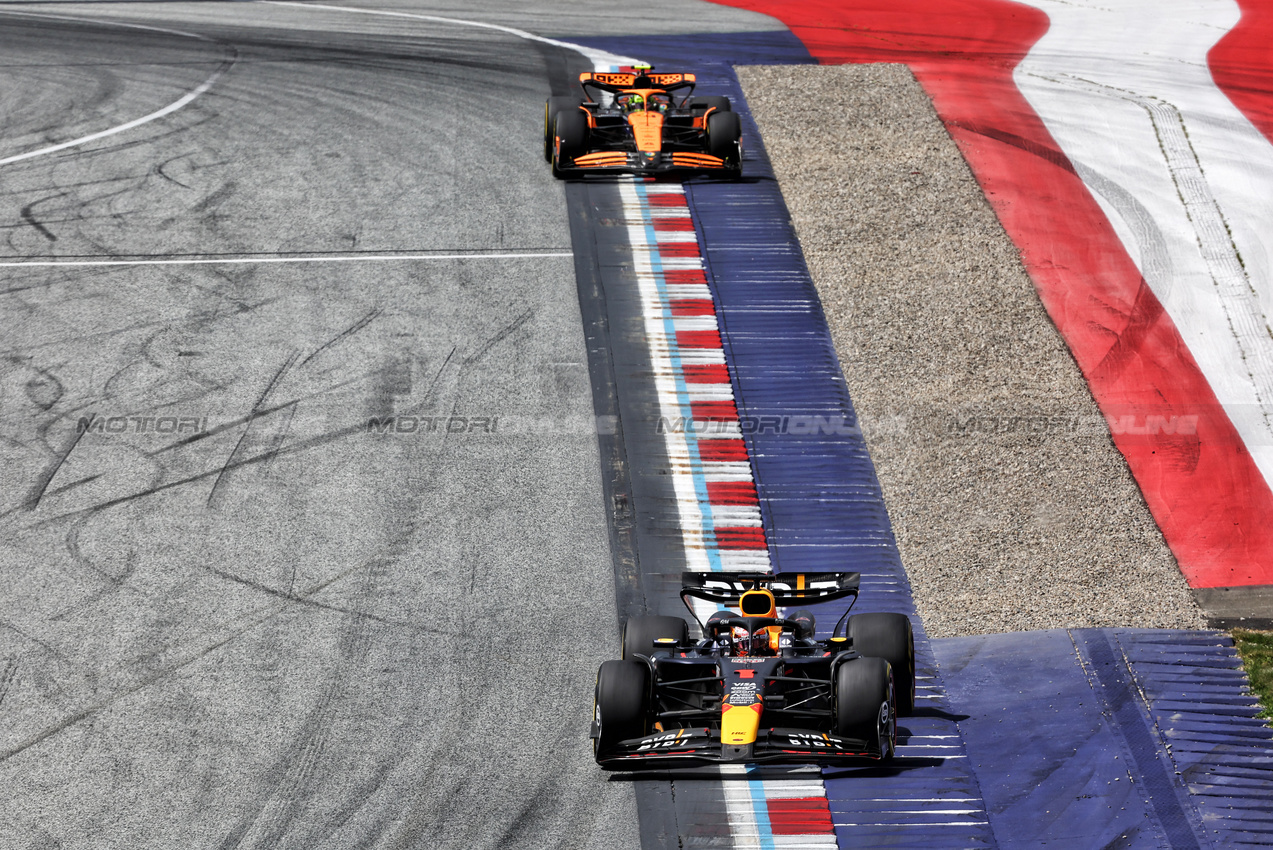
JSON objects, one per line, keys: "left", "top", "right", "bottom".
{"left": 619, "top": 179, "right": 837, "bottom": 849}
{"left": 619, "top": 181, "right": 772, "bottom": 575}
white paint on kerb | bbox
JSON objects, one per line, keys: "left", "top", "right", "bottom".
{"left": 1011, "top": 0, "right": 1273, "bottom": 487}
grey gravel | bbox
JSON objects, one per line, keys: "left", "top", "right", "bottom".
{"left": 737, "top": 64, "right": 1206, "bottom": 637}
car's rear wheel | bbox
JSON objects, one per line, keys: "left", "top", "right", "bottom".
{"left": 834, "top": 656, "right": 895, "bottom": 759}
{"left": 706, "top": 110, "right": 742, "bottom": 164}
{"left": 594, "top": 659, "right": 649, "bottom": 760}
{"left": 622, "top": 615, "right": 688, "bottom": 660}
{"left": 544, "top": 97, "right": 581, "bottom": 162}
{"left": 691, "top": 95, "right": 732, "bottom": 113}
{"left": 848, "top": 613, "right": 916, "bottom": 715}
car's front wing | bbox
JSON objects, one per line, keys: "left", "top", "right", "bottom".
{"left": 592, "top": 725, "right": 885, "bottom": 771}
{"left": 558, "top": 149, "right": 737, "bottom": 177}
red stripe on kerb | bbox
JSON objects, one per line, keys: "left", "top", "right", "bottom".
{"left": 698, "top": 439, "right": 750, "bottom": 462}
{"left": 658, "top": 243, "right": 702, "bottom": 258}
{"left": 647, "top": 194, "right": 688, "bottom": 207}
{"left": 767, "top": 798, "right": 834, "bottom": 835}
{"left": 715, "top": 527, "right": 767, "bottom": 549}
{"left": 664, "top": 269, "right": 708, "bottom": 285}
{"left": 707, "top": 481, "right": 759, "bottom": 505}
{"left": 671, "top": 299, "right": 716, "bottom": 317}
{"left": 691, "top": 401, "right": 739, "bottom": 422}
{"left": 1209, "top": 0, "right": 1273, "bottom": 144}
{"left": 705, "top": 0, "right": 1273, "bottom": 588}
{"left": 654, "top": 218, "right": 696, "bottom": 232}
{"left": 677, "top": 330, "right": 723, "bottom": 349}
{"left": 683, "top": 364, "right": 731, "bottom": 384}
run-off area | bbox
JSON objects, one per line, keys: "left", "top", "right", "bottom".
{"left": 735, "top": 61, "right": 1271, "bottom": 847}
{"left": 737, "top": 63, "right": 1202, "bottom": 640}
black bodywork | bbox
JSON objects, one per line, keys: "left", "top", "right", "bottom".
{"left": 592, "top": 572, "right": 903, "bottom": 770}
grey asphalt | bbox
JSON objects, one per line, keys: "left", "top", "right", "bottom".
{"left": 0, "top": 2, "right": 783, "bottom": 846}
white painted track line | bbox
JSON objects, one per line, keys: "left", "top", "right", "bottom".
{"left": 0, "top": 10, "right": 234, "bottom": 166}
{"left": 0, "top": 252, "right": 572, "bottom": 268}
{"left": 263, "top": 0, "right": 642, "bottom": 70}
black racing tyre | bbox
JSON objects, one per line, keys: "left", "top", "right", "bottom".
{"left": 834, "top": 656, "right": 896, "bottom": 759}
{"left": 553, "top": 107, "right": 589, "bottom": 159}
{"left": 544, "top": 97, "right": 581, "bottom": 162}
{"left": 622, "top": 615, "right": 689, "bottom": 660}
{"left": 690, "top": 95, "right": 732, "bottom": 113}
{"left": 594, "top": 660, "right": 649, "bottom": 759}
{"left": 705, "top": 110, "right": 742, "bottom": 161}
{"left": 848, "top": 613, "right": 916, "bottom": 715}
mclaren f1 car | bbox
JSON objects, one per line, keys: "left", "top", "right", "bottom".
{"left": 591, "top": 572, "right": 916, "bottom": 770}
{"left": 544, "top": 65, "right": 742, "bottom": 178}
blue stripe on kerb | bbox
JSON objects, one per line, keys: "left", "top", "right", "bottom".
{"left": 631, "top": 181, "right": 722, "bottom": 571}
{"left": 570, "top": 28, "right": 1272, "bottom": 850}
{"left": 745, "top": 767, "right": 777, "bottom": 850}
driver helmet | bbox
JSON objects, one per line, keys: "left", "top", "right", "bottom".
{"left": 624, "top": 94, "right": 645, "bottom": 113}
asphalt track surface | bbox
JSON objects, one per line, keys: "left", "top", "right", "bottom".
{"left": 0, "top": 2, "right": 774, "bottom": 845}
{"left": 8, "top": 3, "right": 1271, "bottom": 849}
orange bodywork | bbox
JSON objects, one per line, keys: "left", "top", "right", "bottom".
{"left": 627, "top": 111, "right": 665, "bottom": 152}
{"left": 620, "top": 88, "right": 671, "bottom": 152}
{"left": 574, "top": 152, "right": 629, "bottom": 168}
{"left": 580, "top": 71, "right": 694, "bottom": 87}
{"left": 562, "top": 71, "right": 736, "bottom": 174}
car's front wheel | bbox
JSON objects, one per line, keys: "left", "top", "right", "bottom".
{"left": 544, "top": 97, "right": 581, "bottom": 162}
{"left": 594, "top": 659, "right": 649, "bottom": 760}
{"left": 705, "top": 110, "right": 742, "bottom": 171}
{"left": 551, "top": 108, "right": 589, "bottom": 178}
{"left": 834, "top": 656, "right": 896, "bottom": 759}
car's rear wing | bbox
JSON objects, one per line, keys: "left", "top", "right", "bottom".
{"left": 579, "top": 70, "right": 696, "bottom": 97}
{"left": 680, "top": 571, "right": 860, "bottom": 608}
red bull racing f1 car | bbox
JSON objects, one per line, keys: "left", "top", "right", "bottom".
{"left": 591, "top": 572, "right": 916, "bottom": 770}
{"left": 544, "top": 65, "right": 743, "bottom": 178}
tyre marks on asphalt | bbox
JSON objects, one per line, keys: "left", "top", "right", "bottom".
{"left": 206, "top": 349, "right": 300, "bottom": 507}
{"left": 0, "top": 10, "right": 236, "bottom": 167}
{"left": 1, "top": 8, "right": 637, "bottom": 845}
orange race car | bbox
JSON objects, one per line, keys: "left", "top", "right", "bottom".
{"left": 544, "top": 65, "right": 743, "bottom": 178}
